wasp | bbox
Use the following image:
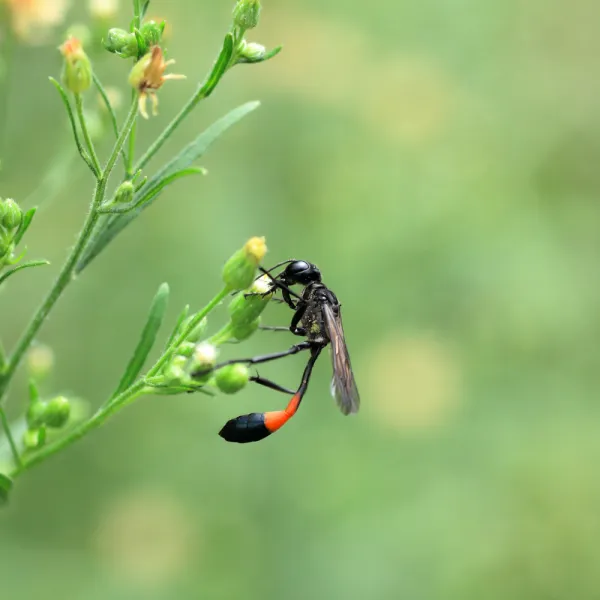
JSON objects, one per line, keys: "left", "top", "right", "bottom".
{"left": 196, "top": 260, "right": 360, "bottom": 443}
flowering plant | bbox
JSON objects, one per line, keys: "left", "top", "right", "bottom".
{"left": 0, "top": 0, "right": 281, "bottom": 504}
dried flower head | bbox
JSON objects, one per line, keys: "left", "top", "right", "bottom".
{"left": 128, "top": 46, "right": 185, "bottom": 119}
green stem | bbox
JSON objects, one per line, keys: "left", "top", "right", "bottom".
{"left": 10, "top": 381, "right": 148, "bottom": 477}
{"left": 133, "top": 0, "right": 142, "bottom": 29}
{"left": 126, "top": 91, "right": 138, "bottom": 177}
{"left": 147, "top": 287, "right": 230, "bottom": 377}
{"left": 0, "top": 99, "right": 139, "bottom": 407}
{"left": 93, "top": 72, "right": 128, "bottom": 170}
{"left": 0, "top": 406, "right": 21, "bottom": 469}
{"left": 74, "top": 93, "right": 101, "bottom": 176}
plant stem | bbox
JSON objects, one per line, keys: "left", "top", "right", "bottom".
{"left": 126, "top": 92, "right": 137, "bottom": 177}
{"left": 147, "top": 287, "right": 230, "bottom": 377}
{"left": 10, "top": 380, "right": 148, "bottom": 477}
{"left": 93, "top": 72, "right": 128, "bottom": 170}
{"left": 133, "top": 0, "right": 142, "bottom": 29}
{"left": 74, "top": 93, "right": 101, "bottom": 176}
{"left": 0, "top": 406, "right": 21, "bottom": 469}
{"left": 0, "top": 99, "right": 139, "bottom": 407}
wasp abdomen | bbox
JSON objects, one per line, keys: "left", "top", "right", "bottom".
{"left": 219, "top": 412, "right": 272, "bottom": 443}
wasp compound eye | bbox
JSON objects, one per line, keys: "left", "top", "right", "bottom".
{"left": 284, "top": 261, "right": 321, "bottom": 285}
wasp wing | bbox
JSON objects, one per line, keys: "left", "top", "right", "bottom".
{"left": 322, "top": 303, "right": 360, "bottom": 415}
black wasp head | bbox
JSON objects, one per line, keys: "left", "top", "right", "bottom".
{"left": 282, "top": 260, "right": 322, "bottom": 286}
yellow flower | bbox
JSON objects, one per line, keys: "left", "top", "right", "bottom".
{"left": 6, "top": 0, "right": 70, "bottom": 43}
{"left": 128, "top": 46, "right": 185, "bottom": 119}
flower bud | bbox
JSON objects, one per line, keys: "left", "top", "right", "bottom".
{"left": 115, "top": 180, "right": 135, "bottom": 205}
{"left": 222, "top": 237, "right": 267, "bottom": 291}
{"left": 60, "top": 37, "right": 93, "bottom": 93}
{"left": 44, "top": 396, "right": 71, "bottom": 428}
{"left": 26, "top": 401, "right": 47, "bottom": 429}
{"left": 23, "top": 427, "right": 46, "bottom": 451}
{"left": 233, "top": 0, "right": 261, "bottom": 30}
{"left": 163, "top": 354, "right": 188, "bottom": 386}
{"left": 176, "top": 342, "right": 196, "bottom": 358}
{"left": 0, "top": 235, "right": 12, "bottom": 261}
{"left": 215, "top": 364, "right": 250, "bottom": 395}
{"left": 238, "top": 41, "right": 266, "bottom": 61}
{"left": 104, "top": 28, "right": 138, "bottom": 58}
{"left": 185, "top": 317, "right": 208, "bottom": 344}
{"left": 189, "top": 342, "right": 218, "bottom": 383}
{"left": 230, "top": 317, "right": 260, "bottom": 342}
{"left": 140, "top": 20, "right": 166, "bottom": 49}
{"left": 0, "top": 198, "right": 23, "bottom": 231}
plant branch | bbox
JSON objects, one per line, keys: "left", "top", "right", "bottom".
{"left": 10, "top": 380, "right": 148, "bottom": 477}
{"left": 74, "top": 93, "right": 101, "bottom": 176}
{"left": 93, "top": 72, "right": 128, "bottom": 170}
{"left": 0, "top": 99, "right": 139, "bottom": 408}
{"left": 0, "top": 407, "right": 21, "bottom": 469}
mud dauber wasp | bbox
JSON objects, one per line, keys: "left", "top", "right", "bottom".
{"left": 194, "top": 260, "right": 360, "bottom": 443}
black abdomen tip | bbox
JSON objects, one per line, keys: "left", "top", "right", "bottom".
{"left": 219, "top": 412, "right": 272, "bottom": 443}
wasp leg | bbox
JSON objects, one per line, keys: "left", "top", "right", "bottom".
{"left": 249, "top": 374, "right": 295, "bottom": 395}
{"left": 192, "top": 341, "right": 312, "bottom": 379}
{"left": 219, "top": 346, "right": 323, "bottom": 443}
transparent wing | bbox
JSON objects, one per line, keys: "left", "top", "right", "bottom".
{"left": 322, "top": 303, "right": 360, "bottom": 415}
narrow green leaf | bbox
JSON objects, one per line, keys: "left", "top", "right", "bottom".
{"left": 0, "top": 260, "right": 50, "bottom": 286}
{"left": 165, "top": 304, "right": 190, "bottom": 350}
{"left": 14, "top": 207, "right": 37, "bottom": 246}
{"left": 76, "top": 100, "right": 260, "bottom": 273}
{"left": 49, "top": 78, "right": 98, "bottom": 177}
{"left": 201, "top": 33, "right": 234, "bottom": 97}
{"left": 141, "top": 0, "right": 151, "bottom": 20}
{"left": 109, "top": 282, "right": 170, "bottom": 401}
{"left": 0, "top": 473, "right": 13, "bottom": 506}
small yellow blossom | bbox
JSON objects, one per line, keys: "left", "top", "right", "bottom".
{"left": 128, "top": 46, "right": 185, "bottom": 119}
{"left": 6, "top": 0, "right": 70, "bottom": 43}
{"left": 89, "top": 0, "right": 118, "bottom": 21}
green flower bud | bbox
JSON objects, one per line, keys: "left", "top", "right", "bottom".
{"left": 44, "top": 396, "right": 71, "bottom": 428}
{"left": 176, "top": 341, "right": 196, "bottom": 358}
{"left": 222, "top": 236, "right": 267, "bottom": 291}
{"left": 23, "top": 427, "right": 46, "bottom": 451}
{"left": 229, "top": 274, "right": 272, "bottom": 325}
{"left": 104, "top": 28, "right": 138, "bottom": 58}
{"left": 163, "top": 354, "right": 189, "bottom": 386}
{"left": 189, "top": 342, "right": 218, "bottom": 383}
{"left": 26, "top": 401, "right": 47, "bottom": 429}
{"left": 233, "top": 0, "right": 261, "bottom": 30}
{"left": 215, "top": 364, "right": 250, "bottom": 394}
{"left": 0, "top": 235, "right": 12, "bottom": 261}
{"left": 185, "top": 317, "right": 208, "bottom": 344}
{"left": 230, "top": 317, "right": 260, "bottom": 342}
{"left": 140, "top": 20, "right": 166, "bottom": 49}
{"left": 60, "top": 38, "right": 93, "bottom": 93}
{"left": 115, "top": 180, "right": 135, "bottom": 205}
{"left": 238, "top": 40, "right": 266, "bottom": 61}
{"left": 0, "top": 198, "right": 22, "bottom": 231}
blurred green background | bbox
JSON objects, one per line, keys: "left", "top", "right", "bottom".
{"left": 2, "top": 0, "right": 600, "bottom": 598}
